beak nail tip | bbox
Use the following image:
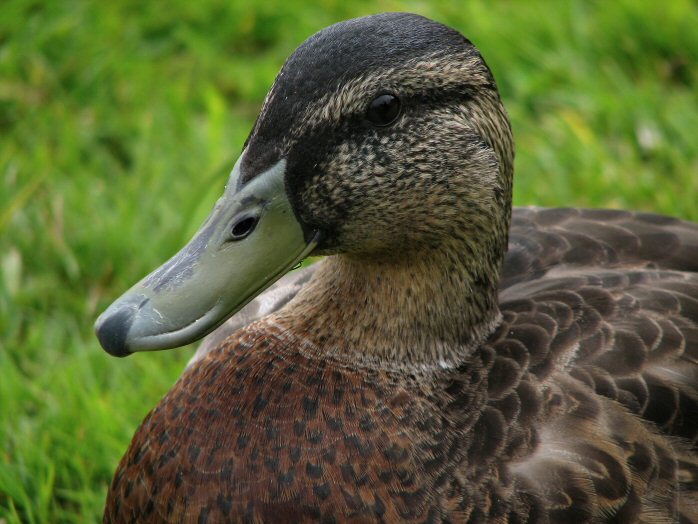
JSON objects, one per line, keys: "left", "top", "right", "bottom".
{"left": 95, "top": 308, "right": 136, "bottom": 357}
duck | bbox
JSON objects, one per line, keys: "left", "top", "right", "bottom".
{"left": 95, "top": 12, "right": 698, "bottom": 523}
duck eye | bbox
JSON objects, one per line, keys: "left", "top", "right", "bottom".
{"left": 230, "top": 215, "right": 259, "bottom": 241}
{"left": 366, "top": 94, "right": 401, "bottom": 127}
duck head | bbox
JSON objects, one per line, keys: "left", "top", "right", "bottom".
{"left": 95, "top": 12, "right": 514, "bottom": 357}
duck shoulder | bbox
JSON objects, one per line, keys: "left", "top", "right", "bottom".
{"left": 503, "top": 206, "right": 698, "bottom": 288}
{"left": 484, "top": 206, "right": 698, "bottom": 521}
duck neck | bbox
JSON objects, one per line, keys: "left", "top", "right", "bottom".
{"left": 271, "top": 242, "right": 504, "bottom": 371}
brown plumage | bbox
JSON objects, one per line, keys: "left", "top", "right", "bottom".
{"left": 101, "top": 13, "right": 698, "bottom": 524}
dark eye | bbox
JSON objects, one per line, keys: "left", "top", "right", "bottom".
{"left": 366, "top": 93, "right": 401, "bottom": 127}
{"left": 230, "top": 215, "right": 258, "bottom": 241}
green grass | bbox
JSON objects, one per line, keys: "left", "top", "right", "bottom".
{"left": 1, "top": 0, "right": 697, "bottom": 521}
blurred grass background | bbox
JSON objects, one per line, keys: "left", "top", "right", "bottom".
{"left": 1, "top": 0, "right": 697, "bottom": 521}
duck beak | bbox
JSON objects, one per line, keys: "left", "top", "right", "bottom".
{"left": 94, "top": 155, "right": 318, "bottom": 357}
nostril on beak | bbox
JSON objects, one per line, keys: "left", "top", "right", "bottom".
{"left": 95, "top": 307, "right": 137, "bottom": 357}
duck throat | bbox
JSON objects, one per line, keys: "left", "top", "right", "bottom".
{"left": 271, "top": 244, "right": 503, "bottom": 371}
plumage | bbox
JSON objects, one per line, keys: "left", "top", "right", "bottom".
{"left": 99, "top": 13, "right": 698, "bottom": 523}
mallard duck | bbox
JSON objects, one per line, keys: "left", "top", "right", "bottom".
{"left": 95, "top": 12, "right": 698, "bottom": 523}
